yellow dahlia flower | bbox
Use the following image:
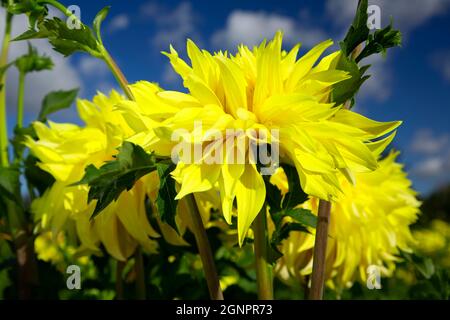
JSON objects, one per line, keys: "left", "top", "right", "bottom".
{"left": 28, "top": 88, "right": 218, "bottom": 260}
{"left": 27, "top": 90, "right": 160, "bottom": 261}
{"left": 117, "top": 32, "right": 401, "bottom": 245}
{"left": 275, "top": 151, "right": 421, "bottom": 289}
{"left": 413, "top": 220, "right": 450, "bottom": 268}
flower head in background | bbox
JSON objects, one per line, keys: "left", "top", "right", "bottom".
{"left": 117, "top": 31, "right": 401, "bottom": 245}
{"left": 27, "top": 90, "right": 160, "bottom": 261}
{"left": 275, "top": 151, "right": 421, "bottom": 290}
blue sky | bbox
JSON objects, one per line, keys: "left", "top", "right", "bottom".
{"left": 1, "top": 0, "right": 450, "bottom": 196}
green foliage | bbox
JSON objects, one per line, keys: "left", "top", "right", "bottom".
{"left": 265, "top": 164, "right": 315, "bottom": 262}
{"left": 75, "top": 142, "right": 157, "bottom": 219}
{"left": 340, "top": 0, "right": 369, "bottom": 57}
{"left": 356, "top": 21, "right": 402, "bottom": 63}
{"left": 24, "top": 155, "right": 55, "bottom": 196}
{"left": 331, "top": 55, "right": 370, "bottom": 107}
{"left": 0, "top": 166, "right": 22, "bottom": 208}
{"left": 14, "top": 17, "right": 103, "bottom": 58}
{"left": 6, "top": 0, "right": 48, "bottom": 29}
{"left": 14, "top": 43, "right": 53, "bottom": 74}
{"left": 336, "top": 0, "right": 401, "bottom": 108}
{"left": 155, "top": 161, "right": 179, "bottom": 232}
{"left": 38, "top": 88, "right": 79, "bottom": 121}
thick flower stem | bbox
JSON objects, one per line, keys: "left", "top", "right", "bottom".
{"left": 309, "top": 200, "right": 331, "bottom": 300}
{"left": 17, "top": 72, "right": 25, "bottom": 129}
{"left": 134, "top": 247, "right": 146, "bottom": 300}
{"left": 185, "top": 194, "right": 224, "bottom": 300}
{"left": 253, "top": 205, "right": 273, "bottom": 300}
{"left": 0, "top": 10, "right": 13, "bottom": 167}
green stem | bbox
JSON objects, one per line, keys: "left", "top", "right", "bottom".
{"left": 185, "top": 194, "right": 224, "bottom": 300}
{"left": 134, "top": 247, "right": 146, "bottom": 300}
{"left": 253, "top": 205, "right": 273, "bottom": 300}
{"left": 0, "top": 10, "right": 13, "bottom": 167}
{"left": 17, "top": 72, "right": 25, "bottom": 129}
{"left": 101, "top": 49, "right": 134, "bottom": 100}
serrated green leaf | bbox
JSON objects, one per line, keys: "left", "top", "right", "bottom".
{"left": 155, "top": 161, "right": 179, "bottom": 232}
{"left": 281, "top": 164, "right": 308, "bottom": 209}
{"left": 331, "top": 54, "right": 370, "bottom": 107}
{"left": 38, "top": 88, "right": 79, "bottom": 121}
{"left": 75, "top": 142, "right": 157, "bottom": 219}
{"left": 356, "top": 22, "right": 402, "bottom": 63}
{"left": 14, "top": 18, "right": 102, "bottom": 58}
{"left": 269, "top": 222, "right": 311, "bottom": 263}
{"left": 0, "top": 166, "right": 22, "bottom": 208}
{"left": 340, "top": 0, "right": 369, "bottom": 56}
{"left": 93, "top": 6, "right": 110, "bottom": 44}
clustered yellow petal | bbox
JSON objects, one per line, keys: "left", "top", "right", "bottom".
{"left": 275, "top": 152, "right": 421, "bottom": 289}
{"left": 27, "top": 91, "right": 161, "bottom": 261}
{"left": 116, "top": 31, "right": 401, "bottom": 245}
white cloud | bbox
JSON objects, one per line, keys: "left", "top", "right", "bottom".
{"left": 413, "top": 155, "right": 450, "bottom": 178}
{"left": 78, "top": 56, "right": 109, "bottom": 77}
{"left": 143, "top": 2, "right": 201, "bottom": 51}
{"left": 0, "top": 10, "right": 82, "bottom": 120}
{"left": 430, "top": 50, "right": 450, "bottom": 82}
{"left": 410, "top": 129, "right": 450, "bottom": 155}
{"left": 211, "top": 10, "right": 328, "bottom": 50}
{"left": 107, "top": 14, "right": 129, "bottom": 33}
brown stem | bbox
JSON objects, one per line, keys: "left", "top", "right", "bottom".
{"left": 185, "top": 194, "right": 224, "bottom": 300}
{"left": 309, "top": 200, "right": 331, "bottom": 300}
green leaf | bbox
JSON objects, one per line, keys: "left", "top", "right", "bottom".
{"left": 331, "top": 54, "right": 370, "bottom": 107}
{"left": 356, "top": 22, "right": 402, "bottom": 63}
{"left": 283, "top": 208, "right": 317, "bottom": 228}
{"left": 24, "top": 155, "right": 55, "bottom": 196}
{"left": 340, "top": 0, "right": 369, "bottom": 56}
{"left": 280, "top": 164, "right": 308, "bottom": 210}
{"left": 269, "top": 222, "right": 311, "bottom": 263}
{"left": 93, "top": 6, "right": 110, "bottom": 44}
{"left": 0, "top": 166, "right": 22, "bottom": 208}
{"left": 155, "top": 161, "right": 179, "bottom": 232}
{"left": 14, "top": 18, "right": 102, "bottom": 58}
{"left": 402, "top": 252, "right": 436, "bottom": 279}
{"left": 10, "top": 124, "right": 36, "bottom": 159}
{"left": 75, "top": 142, "right": 157, "bottom": 219}
{"left": 38, "top": 88, "right": 79, "bottom": 121}
{"left": 6, "top": 0, "right": 47, "bottom": 29}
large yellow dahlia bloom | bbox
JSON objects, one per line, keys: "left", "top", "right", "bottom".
{"left": 275, "top": 152, "right": 421, "bottom": 289}
{"left": 117, "top": 32, "right": 401, "bottom": 245}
